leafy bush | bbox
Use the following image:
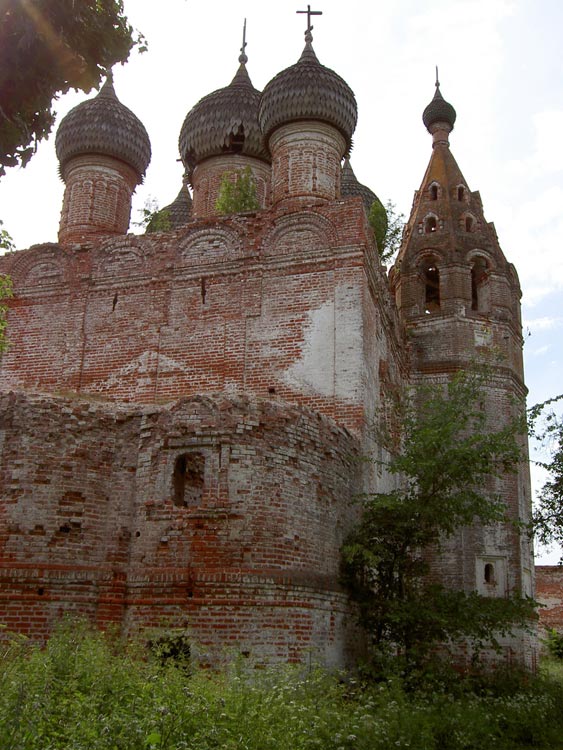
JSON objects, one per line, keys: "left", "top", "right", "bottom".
{"left": 215, "top": 166, "right": 260, "bottom": 214}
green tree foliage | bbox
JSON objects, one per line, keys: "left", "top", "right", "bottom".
{"left": 528, "top": 396, "right": 563, "bottom": 562}
{"left": 0, "top": 219, "right": 15, "bottom": 252}
{"left": 0, "top": 0, "right": 142, "bottom": 177}
{"left": 0, "top": 272, "right": 13, "bottom": 353}
{"left": 369, "top": 199, "right": 405, "bottom": 264}
{"left": 368, "top": 199, "right": 388, "bottom": 254}
{"left": 341, "top": 370, "right": 537, "bottom": 671}
{"left": 135, "top": 197, "right": 172, "bottom": 234}
{"left": 215, "top": 166, "right": 260, "bottom": 215}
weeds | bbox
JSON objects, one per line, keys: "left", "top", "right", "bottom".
{"left": 1, "top": 621, "right": 563, "bottom": 749}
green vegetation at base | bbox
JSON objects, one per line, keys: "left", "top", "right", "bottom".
{"left": 1, "top": 621, "right": 563, "bottom": 750}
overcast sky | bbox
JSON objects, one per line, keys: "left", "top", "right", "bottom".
{"left": 0, "top": 0, "right": 561, "bottom": 562}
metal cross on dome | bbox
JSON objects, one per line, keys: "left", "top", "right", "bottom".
{"left": 239, "top": 18, "right": 248, "bottom": 63}
{"left": 296, "top": 4, "right": 322, "bottom": 33}
{"left": 240, "top": 18, "right": 247, "bottom": 57}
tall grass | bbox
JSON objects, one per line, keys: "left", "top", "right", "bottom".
{"left": 1, "top": 621, "right": 562, "bottom": 749}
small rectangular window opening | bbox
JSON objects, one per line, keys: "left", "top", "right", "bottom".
{"left": 173, "top": 452, "right": 205, "bottom": 507}
{"left": 484, "top": 562, "right": 495, "bottom": 584}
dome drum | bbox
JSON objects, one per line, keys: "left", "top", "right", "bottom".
{"left": 190, "top": 154, "right": 271, "bottom": 219}
{"left": 58, "top": 154, "right": 139, "bottom": 244}
{"left": 269, "top": 120, "right": 346, "bottom": 206}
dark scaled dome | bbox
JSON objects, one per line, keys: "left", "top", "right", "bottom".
{"left": 55, "top": 77, "right": 151, "bottom": 178}
{"left": 178, "top": 56, "right": 269, "bottom": 173}
{"left": 422, "top": 80, "right": 457, "bottom": 133}
{"left": 146, "top": 181, "right": 192, "bottom": 233}
{"left": 341, "top": 158, "right": 382, "bottom": 214}
{"left": 259, "top": 31, "right": 358, "bottom": 151}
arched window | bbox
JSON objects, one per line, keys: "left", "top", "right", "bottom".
{"left": 471, "top": 256, "right": 490, "bottom": 312}
{"left": 425, "top": 216, "right": 437, "bottom": 234}
{"left": 430, "top": 184, "right": 439, "bottom": 200}
{"left": 173, "top": 452, "right": 205, "bottom": 507}
{"left": 422, "top": 260, "right": 440, "bottom": 312}
{"left": 465, "top": 215, "right": 474, "bottom": 232}
{"left": 457, "top": 185, "right": 465, "bottom": 201}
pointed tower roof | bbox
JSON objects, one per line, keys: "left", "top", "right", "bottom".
{"left": 55, "top": 75, "right": 151, "bottom": 178}
{"left": 258, "top": 28, "right": 357, "bottom": 151}
{"left": 396, "top": 76, "right": 513, "bottom": 278}
{"left": 178, "top": 30, "right": 269, "bottom": 174}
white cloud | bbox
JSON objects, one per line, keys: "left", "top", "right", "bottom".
{"left": 507, "top": 110, "right": 563, "bottom": 178}
{"left": 523, "top": 316, "right": 563, "bottom": 332}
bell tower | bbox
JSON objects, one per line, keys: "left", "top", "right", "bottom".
{"left": 393, "top": 74, "right": 524, "bottom": 377}
{"left": 392, "top": 75, "right": 536, "bottom": 666}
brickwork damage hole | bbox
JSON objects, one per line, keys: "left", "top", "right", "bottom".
{"left": 173, "top": 452, "right": 205, "bottom": 507}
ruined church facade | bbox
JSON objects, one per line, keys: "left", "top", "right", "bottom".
{"left": 0, "top": 26, "right": 535, "bottom": 668}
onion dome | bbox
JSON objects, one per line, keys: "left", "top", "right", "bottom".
{"left": 341, "top": 158, "right": 383, "bottom": 214}
{"left": 259, "top": 30, "right": 358, "bottom": 152}
{"left": 55, "top": 77, "right": 151, "bottom": 178}
{"left": 178, "top": 52, "right": 269, "bottom": 173}
{"left": 146, "top": 181, "right": 192, "bottom": 233}
{"left": 422, "top": 74, "right": 456, "bottom": 133}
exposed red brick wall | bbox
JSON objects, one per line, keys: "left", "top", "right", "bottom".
{"left": 0, "top": 391, "right": 366, "bottom": 667}
{"left": 0, "top": 200, "right": 402, "bottom": 439}
{"left": 536, "top": 566, "right": 563, "bottom": 634}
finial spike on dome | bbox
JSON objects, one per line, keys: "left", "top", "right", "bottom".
{"left": 239, "top": 18, "right": 248, "bottom": 64}
{"left": 435, "top": 65, "right": 439, "bottom": 88}
{"left": 99, "top": 72, "right": 117, "bottom": 99}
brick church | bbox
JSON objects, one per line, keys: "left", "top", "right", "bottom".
{"left": 0, "top": 19, "right": 536, "bottom": 668}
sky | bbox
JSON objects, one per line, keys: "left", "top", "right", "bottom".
{"left": 0, "top": 0, "right": 561, "bottom": 562}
